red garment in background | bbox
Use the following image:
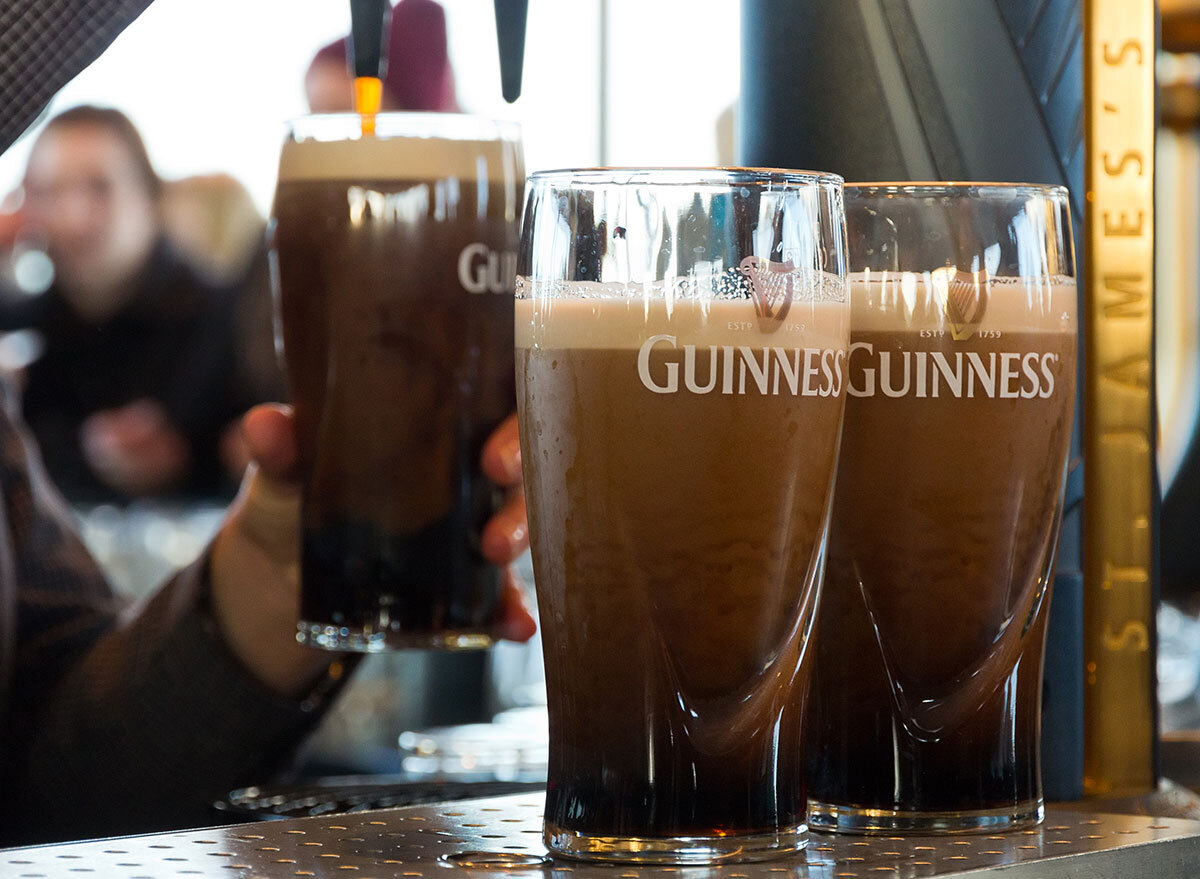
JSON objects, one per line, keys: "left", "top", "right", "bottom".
{"left": 314, "top": 0, "right": 458, "bottom": 112}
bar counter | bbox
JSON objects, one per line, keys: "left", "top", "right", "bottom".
{"left": 5, "top": 793, "right": 1199, "bottom": 878}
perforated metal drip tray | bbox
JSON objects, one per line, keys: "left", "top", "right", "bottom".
{"left": 214, "top": 779, "right": 547, "bottom": 821}
{"left": 6, "top": 794, "right": 1200, "bottom": 878}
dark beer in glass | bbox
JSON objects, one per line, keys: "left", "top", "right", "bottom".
{"left": 271, "top": 114, "right": 523, "bottom": 650}
{"left": 807, "top": 183, "right": 1077, "bottom": 833}
{"left": 517, "top": 169, "right": 849, "bottom": 862}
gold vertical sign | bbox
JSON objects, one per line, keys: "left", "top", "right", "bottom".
{"left": 1083, "top": 0, "right": 1157, "bottom": 796}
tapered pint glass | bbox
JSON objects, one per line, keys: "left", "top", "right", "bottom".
{"left": 806, "top": 183, "right": 1078, "bottom": 834}
{"left": 271, "top": 114, "right": 523, "bottom": 651}
{"left": 517, "top": 168, "right": 850, "bottom": 863}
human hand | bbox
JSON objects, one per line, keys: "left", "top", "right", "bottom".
{"left": 80, "top": 399, "right": 191, "bottom": 496}
{"left": 218, "top": 418, "right": 252, "bottom": 479}
{"left": 0, "top": 208, "right": 19, "bottom": 251}
{"left": 479, "top": 412, "right": 530, "bottom": 568}
{"left": 209, "top": 405, "right": 537, "bottom": 698}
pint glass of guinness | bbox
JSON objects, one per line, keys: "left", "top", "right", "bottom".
{"left": 806, "top": 184, "right": 1078, "bottom": 833}
{"left": 517, "top": 169, "right": 849, "bottom": 863}
{"left": 270, "top": 114, "right": 523, "bottom": 651}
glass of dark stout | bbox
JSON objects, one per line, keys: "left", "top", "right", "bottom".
{"left": 270, "top": 114, "right": 523, "bottom": 650}
{"left": 806, "top": 183, "right": 1078, "bottom": 833}
{"left": 517, "top": 169, "right": 850, "bottom": 863}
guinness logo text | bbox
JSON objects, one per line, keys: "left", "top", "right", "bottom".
{"left": 847, "top": 343, "right": 1061, "bottom": 399}
{"left": 637, "top": 335, "right": 846, "bottom": 397}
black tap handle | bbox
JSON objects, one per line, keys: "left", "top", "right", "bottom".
{"left": 349, "top": 0, "right": 391, "bottom": 80}
{"left": 494, "top": 0, "right": 529, "bottom": 103}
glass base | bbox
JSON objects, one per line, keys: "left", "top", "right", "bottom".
{"left": 544, "top": 822, "right": 808, "bottom": 864}
{"left": 297, "top": 620, "right": 493, "bottom": 652}
{"left": 807, "top": 799, "right": 1044, "bottom": 835}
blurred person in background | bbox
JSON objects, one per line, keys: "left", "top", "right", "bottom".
{"left": 0, "top": 115, "right": 534, "bottom": 843}
{"left": 0, "top": 106, "right": 263, "bottom": 503}
{"left": 161, "top": 173, "right": 265, "bottom": 286}
{"left": 0, "top": 114, "right": 535, "bottom": 840}
{"left": 160, "top": 173, "right": 288, "bottom": 476}
{"left": 305, "top": 0, "right": 459, "bottom": 113}
{"left": 0, "top": 0, "right": 536, "bottom": 849}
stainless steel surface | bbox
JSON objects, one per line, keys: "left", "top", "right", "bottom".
{"left": 5, "top": 795, "right": 1200, "bottom": 878}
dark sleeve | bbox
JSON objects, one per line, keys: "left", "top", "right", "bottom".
{"left": 156, "top": 280, "right": 248, "bottom": 498}
{"left": 0, "top": 385, "right": 339, "bottom": 846}
{"left": 0, "top": 0, "right": 155, "bottom": 153}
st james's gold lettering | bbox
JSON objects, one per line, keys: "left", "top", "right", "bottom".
{"left": 1102, "top": 39, "right": 1143, "bottom": 65}
{"left": 1102, "top": 559, "right": 1150, "bottom": 591}
{"left": 1103, "top": 210, "right": 1144, "bottom": 236}
{"left": 1101, "top": 273, "right": 1147, "bottom": 318}
{"left": 1102, "top": 621, "right": 1150, "bottom": 652}
{"left": 1102, "top": 150, "right": 1144, "bottom": 176}
{"left": 1100, "top": 354, "right": 1150, "bottom": 393}
{"left": 1083, "top": 0, "right": 1156, "bottom": 793}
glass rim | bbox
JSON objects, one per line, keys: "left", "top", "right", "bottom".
{"left": 845, "top": 181, "right": 1068, "bottom": 198}
{"left": 527, "top": 166, "right": 844, "bottom": 187}
{"left": 285, "top": 111, "right": 521, "bottom": 143}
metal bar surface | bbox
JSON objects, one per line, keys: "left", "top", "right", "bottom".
{"left": 4, "top": 795, "right": 1200, "bottom": 878}
{"left": 1081, "top": 0, "right": 1159, "bottom": 797}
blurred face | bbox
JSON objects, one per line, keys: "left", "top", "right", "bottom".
{"left": 305, "top": 58, "right": 404, "bottom": 113}
{"left": 23, "top": 124, "right": 159, "bottom": 305}
{"left": 305, "top": 58, "right": 355, "bottom": 113}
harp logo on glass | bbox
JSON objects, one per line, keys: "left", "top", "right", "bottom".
{"left": 943, "top": 269, "right": 990, "bottom": 341}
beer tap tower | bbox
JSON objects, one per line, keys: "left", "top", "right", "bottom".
{"left": 737, "top": 0, "right": 1159, "bottom": 803}
{"left": 489, "top": 0, "right": 1163, "bottom": 803}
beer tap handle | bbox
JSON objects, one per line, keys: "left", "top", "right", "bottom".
{"left": 349, "top": 0, "right": 390, "bottom": 80}
{"left": 349, "top": 0, "right": 391, "bottom": 120}
{"left": 494, "top": 0, "right": 529, "bottom": 103}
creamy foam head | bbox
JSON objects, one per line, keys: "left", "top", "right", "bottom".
{"left": 278, "top": 134, "right": 520, "bottom": 183}
{"left": 516, "top": 280, "right": 848, "bottom": 351}
{"left": 849, "top": 272, "right": 1076, "bottom": 334}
